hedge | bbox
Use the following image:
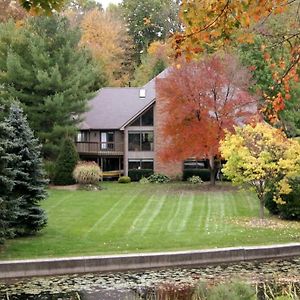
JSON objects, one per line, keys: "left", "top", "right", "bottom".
{"left": 182, "top": 169, "right": 211, "bottom": 181}
{"left": 128, "top": 169, "right": 154, "bottom": 181}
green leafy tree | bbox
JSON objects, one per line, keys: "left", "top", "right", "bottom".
{"left": 0, "top": 17, "right": 106, "bottom": 158}
{"left": 220, "top": 123, "right": 300, "bottom": 219}
{"left": 122, "top": 0, "right": 180, "bottom": 63}
{"left": 0, "top": 116, "right": 19, "bottom": 243}
{"left": 6, "top": 104, "right": 47, "bottom": 236}
{"left": 53, "top": 137, "right": 79, "bottom": 185}
{"left": 18, "top": 0, "right": 65, "bottom": 14}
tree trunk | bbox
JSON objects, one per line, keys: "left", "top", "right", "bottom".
{"left": 208, "top": 156, "right": 216, "bottom": 185}
{"left": 259, "top": 198, "right": 265, "bottom": 219}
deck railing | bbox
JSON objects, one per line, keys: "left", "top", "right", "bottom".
{"left": 76, "top": 142, "right": 124, "bottom": 154}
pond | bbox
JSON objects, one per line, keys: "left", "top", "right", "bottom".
{"left": 0, "top": 257, "right": 299, "bottom": 299}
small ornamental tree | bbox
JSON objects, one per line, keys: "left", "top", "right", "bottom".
{"left": 156, "top": 54, "right": 259, "bottom": 185}
{"left": 54, "top": 137, "right": 79, "bottom": 185}
{"left": 6, "top": 104, "right": 48, "bottom": 236}
{"left": 0, "top": 119, "right": 19, "bottom": 243}
{"left": 220, "top": 123, "right": 300, "bottom": 219}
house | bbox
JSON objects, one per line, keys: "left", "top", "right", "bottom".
{"left": 76, "top": 70, "right": 186, "bottom": 178}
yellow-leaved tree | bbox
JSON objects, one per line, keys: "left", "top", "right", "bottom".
{"left": 220, "top": 123, "right": 300, "bottom": 219}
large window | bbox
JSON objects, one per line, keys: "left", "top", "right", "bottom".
{"left": 101, "top": 132, "right": 114, "bottom": 150}
{"left": 76, "top": 131, "right": 88, "bottom": 142}
{"left": 128, "top": 131, "right": 154, "bottom": 151}
{"left": 130, "top": 107, "right": 153, "bottom": 126}
{"left": 128, "top": 159, "right": 154, "bottom": 170}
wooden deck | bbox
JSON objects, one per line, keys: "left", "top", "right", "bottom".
{"left": 76, "top": 142, "right": 124, "bottom": 156}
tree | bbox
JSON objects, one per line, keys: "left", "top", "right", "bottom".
{"left": 0, "top": 17, "right": 106, "bottom": 158}
{"left": 6, "top": 103, "right": 47, "bottom": 236}
{"left": 0, "top": 0, "right": 27, "bottom": 22}
{"left": 122, "top": 0, "right": 180, "bottom": 63}
{"left": 132, "top": 41, "right": 171, "bottom": 86}
{"left": 53, "top": 137, "right": 79, "bottom": 185}
{"left": 156, "top": 53, "right": 258, "bottom": 185}
{"left": 220, "top": 123, "right": 300, "bottom": 219}
{"left": 80, "top": 8, "right": 134, "bottom": 86}
{"left": 18, "top": 0, "right": 65, "bottom": 14}
{"left": 0, "top": 115, "right": 19, "bottom": 243}
{"left": 174, "top": 0, "right": 300, "bottom": 123}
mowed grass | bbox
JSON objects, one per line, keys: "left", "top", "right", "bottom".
{"left": 0, "top": 182, "right": 299, "bottom": 260}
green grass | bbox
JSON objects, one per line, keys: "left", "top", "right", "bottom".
{"left": 0, "top": 182, "right": 299, "bottom": 260}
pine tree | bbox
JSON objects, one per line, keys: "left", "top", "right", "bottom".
{"left": 0, "top": 116, "right": 19, "bottom": 243}
{"left": 0, "top": 17, "right": 106, "bottom": 159}
{"left": 6, "top": 104, "right": 47, "bottom": 236}
{"left": 53, "top": 137, "right": 79, "bottom": 185}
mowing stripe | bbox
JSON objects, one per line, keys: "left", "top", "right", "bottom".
{"left": 204, "top": 195, "right": 212, "bottom": 233}
{"left": 84, "top": 197, "right": 124, "bottom": 237}
{"left": 127, "top": 195, "right": 156, "bottom": 234}
{"left": 140, "top": 195, "right": 166, "bottom": 235}
{"left": 101, "top": 193, "right": 140, "bottom": 234}
{"left": 47, "top": 193, "right": 73, "bottom": 213}
{"left": 158, "top": 195, "right": 178, "bottom": 234}
{"left": 177, "top": 194, "right": 194, "bottom": 233}
{"left": 167, "top": 193, "right": 184, "bottom": 232}
{"left": 245, "top": 192, "right": 255, "bottom": 212}
{"left": 196, "top": 193, "right": 208, "bottom": 232}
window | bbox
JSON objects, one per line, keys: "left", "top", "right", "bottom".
{"left": 76, "top": 131, "right": 88, "bottom": 142}
{"left": 128, "top": 159, "right": 154, "bottom": 170}
{"left": 129, "top": 107, "right": 153, "bottom": 126}
{"left": 128, "top": 131, "right": 154, "bottom": 151}
{"left": 184, "top": 160, "right": 207, "bottom": 170}
{"left": 101, "top": 132, "right": 114, "bottom": 150}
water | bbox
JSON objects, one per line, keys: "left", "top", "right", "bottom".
{"left": 0, "top": 257, "right": 299, "bottom": 299}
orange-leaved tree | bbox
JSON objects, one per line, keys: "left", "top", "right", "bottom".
{"left": 156, "top": 53, "right": 260, "bottom": 184}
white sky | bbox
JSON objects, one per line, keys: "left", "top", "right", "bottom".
{"left": 97, "top": 0, "right": 122, "bottom": 9}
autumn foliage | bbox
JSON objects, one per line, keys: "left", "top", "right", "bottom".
{"left": 174, "top": 0, "right": 300, "bottom": 124}
{"left": 156, "top": 54, "right": 259, "bottom": 184}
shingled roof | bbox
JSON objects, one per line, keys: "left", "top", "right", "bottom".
{"left": 79, "top": 69, "right": 169, "bottom": 130}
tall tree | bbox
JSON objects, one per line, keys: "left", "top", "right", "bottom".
{"left": 156, "top": 54, "right": 259, "bottom": 184}
{"left": 122, "top": 0, "right": 180, "bottom": 63}
{"left": 0, "top": 0, "right": 27, "bottom": 23}
{"left": 0, "top": 17, "right": 106, "bottom": 158}
{"left": 0, "top": 114, "right": 19, "bottom": 243}
{"left": 80, "top": 8, "right": 134, "bottom": 86}
{"left": 174, "top": 0, "right": 300, "bottom": 123}
{"left": 6, "top": 104, "right": 47, "bottom": 236}
{"left": 18, "top": 0, "right": 65, "bottom": 14}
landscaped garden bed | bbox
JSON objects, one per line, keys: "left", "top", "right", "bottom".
{"left": 0, "top": 182, "right": 299, "bottom": 260}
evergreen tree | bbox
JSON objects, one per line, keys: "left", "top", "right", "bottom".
{"left": 6, "top": 104, "right": 47, "bottom": 236}
{"left": 0, "top": 113, "right": 19, "bottom": 243}
{"left": 53, "top": 137, "right": 79, "bottom": 185}
{"left": 0, "top": 17, "right": 106, "bottom": 158}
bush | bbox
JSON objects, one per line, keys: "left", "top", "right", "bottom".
{"left": 118, "top": 176, "right": 131, "bottom": 183}
{"left": 73, "top": 161, "right": 101, "bottom": 185}
{"left": 139, "top": 177, "right": 150, "bottom": 184}
{"left": 265, "top": 177, "right": 300, "bottom": 220}
{"left": 53, "top": 138, "right": 79, "bottom": 185}
{"left": 128, "top": 169, "right": 154, "bottom": 181}
{"left": 183, "top": 169, "right": 211, "bottom": 181}
{"left": 188, "top": 175, "right": 203, "bottom": 184}
{"left": 44, "top": 160, "right": 56, "bottom": 183}
{"left": 147, "top": 173, "right": 170, "bottom": 183}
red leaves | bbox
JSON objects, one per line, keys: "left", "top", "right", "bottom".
{"left": 156, "top": 54, "right": 259, "bottom": 162}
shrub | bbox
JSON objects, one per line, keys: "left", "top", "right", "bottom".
{"left": 128, "top": 169, "right": 154, "bottom": 181}
{"left": 73, "top": 161, "right": 101, "bottom": 185}
{"left": 53, "top": 138, "right": 79, "bottom": 185}
{"left": 44, "top": 160, "right": 56, "bottom": 183}
{"left": 118, "top": 176, "right": 131, "bottom": 183}
{"left": 265, "top": 177, "right": 300, "bottom": 220}
{"left": 139, "top": 177, "right": 150, "bottom": 184}
{"left": 188, "top": 175, "right": 203, "bottom": 184}
{"left": 147, "top": 173, "right": 170, "bottom": 183}
{"left": 183, "top": 169, "right": 211, "bottom": 181}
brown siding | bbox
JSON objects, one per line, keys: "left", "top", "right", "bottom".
{"left": 154, "top": 101, "right": 183, "bottom": 179}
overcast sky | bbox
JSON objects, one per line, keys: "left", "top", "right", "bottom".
{"left": 97, "top": 0, "right": 122, "bottom": 9}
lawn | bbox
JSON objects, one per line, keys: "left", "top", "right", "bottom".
{"left": 0, "top": 182, "right": 299, "bottom": 260}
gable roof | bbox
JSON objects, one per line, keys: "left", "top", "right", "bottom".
{"left": 79, "top": 68, "right": 169, "bottom": 130}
